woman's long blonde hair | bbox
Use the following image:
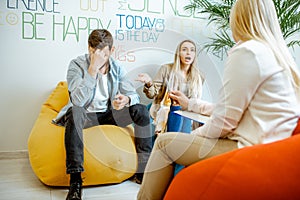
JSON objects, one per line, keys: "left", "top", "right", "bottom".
{"left": 170, "top": 40, "right": 203, "bottom": 98}
{"left": 230, "top": 0, "right": 300, "bottom": 101}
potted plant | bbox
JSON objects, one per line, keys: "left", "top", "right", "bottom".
{"left": 185, "top": 0, "right": 300, "bottom": 59}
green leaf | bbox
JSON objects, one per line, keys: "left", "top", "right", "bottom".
{"left": 185, "top": 0, "right": 300, "bottom": 60}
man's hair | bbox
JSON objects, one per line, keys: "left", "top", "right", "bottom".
{"left": 88, "top": 29, "right": 113, "bottom": 50}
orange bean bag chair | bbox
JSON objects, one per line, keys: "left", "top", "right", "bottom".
{"left": 28, "top": 82, "right": 137, "bottom": 186}
{"left": 164, "top": 119, "right": 300, "bottom": 200}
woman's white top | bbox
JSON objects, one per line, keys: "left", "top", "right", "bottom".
{"left": 190, "top": 40, "right": 299, "bottom": 148}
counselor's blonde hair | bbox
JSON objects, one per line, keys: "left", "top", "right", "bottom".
{"left": 230, "top": 0, "right": 300, "bottom": 101}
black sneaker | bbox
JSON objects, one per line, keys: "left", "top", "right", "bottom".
{"left": 66, "top": 181, "right": 82, "bottom": 200}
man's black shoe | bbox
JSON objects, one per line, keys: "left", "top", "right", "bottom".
{"left": 66, "top": 181, "right": 82, "bottom": 200}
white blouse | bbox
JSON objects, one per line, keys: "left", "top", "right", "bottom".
{"left": 190, "top": 40, "right": 299, "bottom": 148}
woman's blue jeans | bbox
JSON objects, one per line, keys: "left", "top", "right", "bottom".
{"left": 167, "top": 105, "right": 192, "bottom": 175}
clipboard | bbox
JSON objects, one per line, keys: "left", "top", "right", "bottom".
{"left": 174, "top": 110, "right": 210, "bottom": 124}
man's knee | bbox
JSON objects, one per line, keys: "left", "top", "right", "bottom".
{"left": 67, "top": 105, "right": 85, "bottom": 114}
{"left": 129, "top": 104, "right": 150, "bottom": 126}
{"left": 65, "top": 106, "right": 86, "bottom": 124}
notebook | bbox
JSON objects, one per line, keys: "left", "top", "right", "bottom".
{"left": 174, "top": 110, "right": 210, "bottom": 124}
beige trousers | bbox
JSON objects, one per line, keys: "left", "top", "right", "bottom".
{"left": 137, "top": 132, "right": 238, "bottom": 200}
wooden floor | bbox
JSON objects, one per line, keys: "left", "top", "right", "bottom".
{"left": 0, "top": 157, "right": 140, "bottom": 200}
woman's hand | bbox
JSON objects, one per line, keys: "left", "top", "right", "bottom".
{"left": 136, "top": 73, "right": 152, "bottom": 87}
{"left": 169, "top": 90, "right": 189, "bottom": 110}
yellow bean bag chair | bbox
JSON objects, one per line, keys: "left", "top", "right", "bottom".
{"left": 28, "top": 82, "right": 137, "bottom": 186}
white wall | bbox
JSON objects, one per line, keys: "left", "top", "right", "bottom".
{"left": 0, "top": 0, "right": 299, "bottom": 152}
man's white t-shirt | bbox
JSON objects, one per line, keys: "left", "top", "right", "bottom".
{"left": 87, "top": 73, "right": 109, "bottom": 113}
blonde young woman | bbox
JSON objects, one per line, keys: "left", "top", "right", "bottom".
{"left": 136, "top": 40, "right": 204, "bottom": 134}
{"left": 137, "top": 40, "right": 204, "bottom": 176}
{"left": 137, "top": 0, "right": 300, "bottom": 199}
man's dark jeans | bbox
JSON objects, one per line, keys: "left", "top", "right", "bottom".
{"left": 64, "top": 104, "right": 152, "bottom": 175}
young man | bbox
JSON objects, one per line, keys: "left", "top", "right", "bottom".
{"left": 53, "top": 29, "right": 153, "bottom": 200}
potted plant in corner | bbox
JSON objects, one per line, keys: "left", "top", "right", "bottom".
{"left": 184, "top": 0, "right": 300, "bottom": 59}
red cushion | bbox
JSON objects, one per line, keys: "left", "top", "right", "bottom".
{"left": 164, "top": 134, "right": 300, "bottom": 200}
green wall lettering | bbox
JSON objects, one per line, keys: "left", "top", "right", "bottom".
{"left": 22, "top": 12, "right": 46, "bottom": 40}
{"left": 52, "top": 15, "right": 111, "bottom": 41}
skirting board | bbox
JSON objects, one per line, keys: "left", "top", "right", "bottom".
{"left": 0, "top": 150, "right": 28, "bottom": 160}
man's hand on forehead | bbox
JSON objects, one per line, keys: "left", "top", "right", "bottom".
{"left": 95, "top": 45, "right": 109, "bottom": 51}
